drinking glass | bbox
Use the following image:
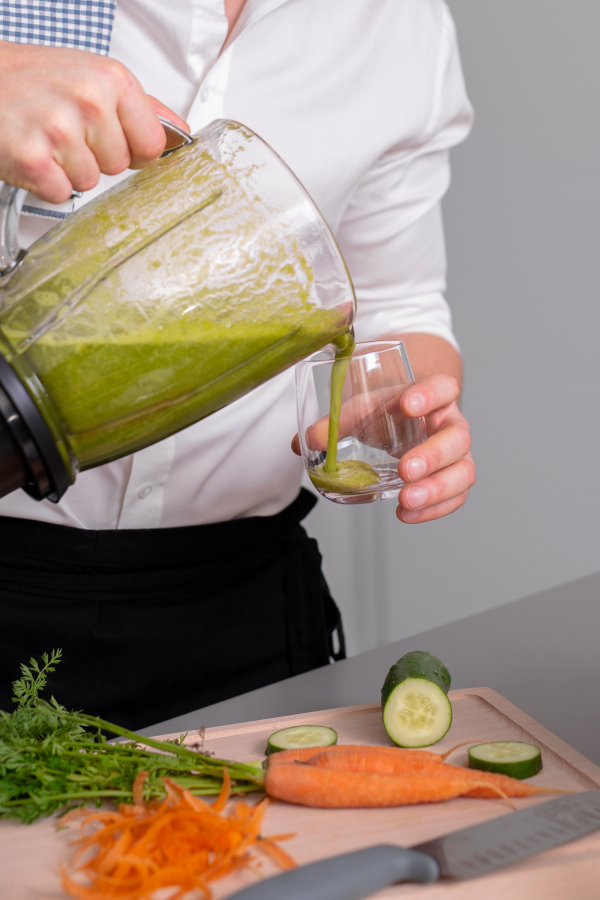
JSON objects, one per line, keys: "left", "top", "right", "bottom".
{"left": 295, "top": 340, "right": 427, "bottom": 503}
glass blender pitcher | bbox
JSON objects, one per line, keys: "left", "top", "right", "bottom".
{"left": 0, "top": 119, "right": 355, "bottom": 502}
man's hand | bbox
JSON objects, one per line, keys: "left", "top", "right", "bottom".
{"left": 291, "top": 369, "right": 474, "bottom": 523}
{"left": 0, "top": 41, "right": 189, "bottom": 203}
{"left": 396, "top": 372, "right": 475, "bottom": 523}
{"left": 292, "top": 333, "right": 474, "bottom": 523}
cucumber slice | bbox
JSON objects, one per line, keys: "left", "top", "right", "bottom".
{"left": 381, "top": 650, "right": 452, "bottom": 748}
{"left": 468, "top": 741, "right": 542, "bottom": 779}
{"left": 265, "top": 725, "right": 338, "bottom": 756}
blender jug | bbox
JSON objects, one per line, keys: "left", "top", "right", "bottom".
{"left": 0, "top": 119, "right": 355, "bottom": 502}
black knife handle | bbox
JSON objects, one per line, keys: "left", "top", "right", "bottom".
{"left": 225, "top": 845, "right": 440, "bottom": 900}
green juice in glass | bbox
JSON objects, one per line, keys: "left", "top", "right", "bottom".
{"left": 308, "top": 333, "right": 381, "bottom": 495}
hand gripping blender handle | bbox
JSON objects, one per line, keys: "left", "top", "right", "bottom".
{"left": 225, "top": 845, "right": 440, "bottom": 900}
{"left": 0, "top": 116, "right": 192, "bottom": 279}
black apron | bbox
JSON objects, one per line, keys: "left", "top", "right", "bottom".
{"left": 0, "top": 489, "right": 345, "bottom": 731}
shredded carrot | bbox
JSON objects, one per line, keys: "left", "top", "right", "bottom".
{"left": 60, "top": 770, "right": 296, "bottom": 900}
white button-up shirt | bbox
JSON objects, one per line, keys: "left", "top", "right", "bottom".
{"left": 2, "top": 0, "right": 473, "bottom": 529}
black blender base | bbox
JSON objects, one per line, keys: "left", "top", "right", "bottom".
{"left": 0, "top": 406, "right": 30, "bottom": 499}
{"left": 0, "top": 353, "right": 70, "bottom": 502}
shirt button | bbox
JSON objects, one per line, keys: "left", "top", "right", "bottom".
{"left": 138, "top": 485, "right": 153, "bottom": 500}
{"left": 199, "top": 85, "right": 209, "bottom": 102}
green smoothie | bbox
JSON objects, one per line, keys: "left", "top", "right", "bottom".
{"left": 0, "top": 121, "right": 355, "bottom": 472}
{"left": 308, "top": 333, "right": 381, "bottom": 496}
{"left": 309, "top": 458, "right": 381, "bottom": 493}
{"left": 27, "top": 307, "right": 347, "bottom": 467}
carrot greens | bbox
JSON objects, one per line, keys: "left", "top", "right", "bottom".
{"left": 0, "top": 650, "right": 264, "bottom": 824}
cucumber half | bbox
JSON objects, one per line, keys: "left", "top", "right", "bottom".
{"left": 381, "top": 650, "right": 452, "bottom": 748}
{"left": 265, "top": 725, "right": 338, "bottom": 756}
{"left": 468, "top": 741, "right": 542, "bottom": 779}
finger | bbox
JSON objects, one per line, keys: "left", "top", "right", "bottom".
{"left": 19, "top": 164, "right": 75, "bottom": 203}
{"left": 117, "top": 89, "right": 167, "bottom": 169}
{"left": 398, "top": 455, "right": 476, "bottom": 515}
{"left": 304, "top": 391, "right": 392, "bottom": 451}
{"left": 397, "top": 491, "right": 470, "bottom": 524}
{"left": 304, "top": 416, "right": 330, "bottom": 451}
{"left": 147, "top": 95, "right": 190, "bottom": 133}
{"left": 52, "top": 135, "right": 102, "bottom": 193}
{"left": 84, "top": 93, "right": 181, "bottom": 176}
{"left": 84, "top": 109, "right": 132, "bottom": 176}
{"left": 398, "top": 417, "right": 471, "bottom": 484}
{"left": 8, "top": 136, "right": 77, "bottom": 202}
{"left": 402, "top": 373, "right": 460, "bottom": 418}
{"left": 30, "top": 104, "right": 103, "bottom": 193}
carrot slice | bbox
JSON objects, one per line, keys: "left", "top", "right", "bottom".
{"left": 208, "top": 768, "right": 231, "bottom": 813}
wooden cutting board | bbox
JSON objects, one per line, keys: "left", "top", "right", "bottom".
{"left": 2, "top": 687, "right": 600, "bottom": 900}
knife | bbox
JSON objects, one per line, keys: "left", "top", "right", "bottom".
{"left": 226, "top": 790, "right": 600, "bottom": 900}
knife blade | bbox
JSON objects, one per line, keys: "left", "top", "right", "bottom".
{"left": 225, "top": 790, "right": 600, "bottom": 900}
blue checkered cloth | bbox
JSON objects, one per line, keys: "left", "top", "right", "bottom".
{"left": 0, "top": 1, "right": 116, "bottom": 56}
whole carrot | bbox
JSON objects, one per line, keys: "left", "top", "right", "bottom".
{"left": 306, "top": 746, "right": 554, "bottom": 799}
{"left": 307, "top": 746, "right": 445, "bottom": 774}
{"left": 264, "top": 765, "right": 512, "bottom": 809}
{"left": 427, "top": 761, "right": 551, "bottom": 798}
{"left": 266, "top": 744, "right": 444, "bottom": 769}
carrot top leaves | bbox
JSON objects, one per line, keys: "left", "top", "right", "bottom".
{"left": 0, "top": 651, "right": 264, "bottom": 824}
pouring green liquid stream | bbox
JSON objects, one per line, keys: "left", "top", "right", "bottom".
{"left": 308, "top": 331, "right": 381, "bottom": 495}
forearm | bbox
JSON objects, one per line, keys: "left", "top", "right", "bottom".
{"left": 392, "top": 332, "right": 463, "bottom": 391}
{"left": 365, "top": 332, "right": 463, "bottom": 406}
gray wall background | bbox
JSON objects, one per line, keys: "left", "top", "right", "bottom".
{"left": 303, "top": 0, "right": 600, "bottom": 656}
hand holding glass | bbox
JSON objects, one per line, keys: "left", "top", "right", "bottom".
{"left": 295, "top": 340, "right": 427, "bottom": 503}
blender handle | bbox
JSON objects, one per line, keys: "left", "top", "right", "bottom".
{"left": 158, "top": 115, "right": 194, "bottom": 154}
{"left": 0, "top": 116, "right": 193, "bottom": 280}
{"left": 0, "top": 182, "right": 28, "bottom": 278}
